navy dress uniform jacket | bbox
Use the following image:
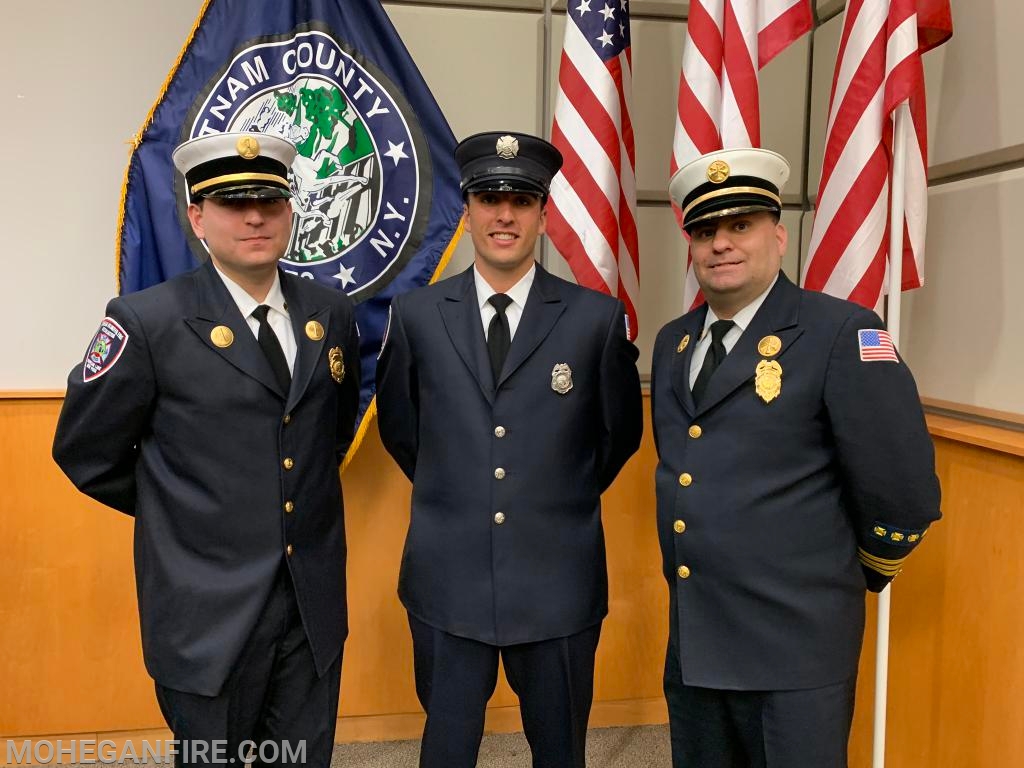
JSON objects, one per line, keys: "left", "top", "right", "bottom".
{"left": 650, "top": 274, "right": 940, "bottom": 691}
{"left": 375, "top": 264, "right": 643, "bottom": 646}
{"left": 53, "top": 260, "right": 361, "bottom": 697}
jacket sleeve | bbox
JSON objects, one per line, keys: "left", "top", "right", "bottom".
{"left": 52, "top": 299, "right": 156, "bottom": 516}
{"left": 336, "top": 299, "right": 362, "bottom": 464}
{"left": 596, "top": 301, "right": 643, "bottom": 493}
{"left": 374, "top": 296, "right": 419, "bottom": 481}
{"left": 823, "top": 307, "right": 942, "bottom": 591}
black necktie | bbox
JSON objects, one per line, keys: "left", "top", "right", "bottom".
{"left": 252, "top": 305, "right": 291, "bottom": 393}
{"left": 691, "top": 319, "right": 735, "bottom": 404}
{"left": 487, "top": 293, "right": 513, "bottom": 381}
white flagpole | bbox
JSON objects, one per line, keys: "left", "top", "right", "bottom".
{"left": 872, "top": 99, "right": 911, "bottom": 768}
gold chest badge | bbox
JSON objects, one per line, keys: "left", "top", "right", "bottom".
{"left": 676, "top": 334, "right": 690, "bottom": 353}
{"left": 755, "top": 359, "right": 782, "bottom": 403}
{"left": 328, "top": 347, "right": 345, "bottom": 383}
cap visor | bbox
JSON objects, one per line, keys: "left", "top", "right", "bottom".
{"left": 202, "top": 185, "right": 292, "bottom": 200}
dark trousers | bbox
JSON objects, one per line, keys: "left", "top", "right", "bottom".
{"left": 409, "top": 613, "right": 602, "bottom": 768}
{"left": 663, "top": 638, "right": 856, "bottom": 768}
{"left": 155, "top": 566, "right": 343, "bottom": 768}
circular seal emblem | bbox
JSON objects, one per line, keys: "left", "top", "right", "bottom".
{"left": 706, "top": 160, "right": 730, "bottom": 184}
{"left": 180, "top": 27, "right": 432, "bottom": 304}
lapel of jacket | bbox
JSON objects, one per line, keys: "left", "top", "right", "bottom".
{"left": 695, "top": 273, "right": 804, "bottom": 415}
{"left": 438, "top": 267, "right": 495, "bottom": 404}
{"left": 282, "top": 274, "right": 329, "bottom": 411}
{"left": 668, "top": 306, "right": 708, "bottom": 418}
{"left": 184, "top": 260, "right": 286, "bottom": 398}
{"left": 497, "top": 263, "right": 566, "bottom": 388}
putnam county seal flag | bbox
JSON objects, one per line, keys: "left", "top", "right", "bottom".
{"left": 117, "top": 0, "right": 464, "bottom": 455}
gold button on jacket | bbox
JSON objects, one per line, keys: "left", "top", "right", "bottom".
{"left": 494, "top": 426, "right": 506, "bottom": 438}
{"left": 679, "top": 472, "right": 692, "bottom": 487}
{"left": 677, "top": 565, "right": 691, "bottom": 579}
{"left": 494, "top": 512, "right": 506, "bottom": 525}
{"left": 688, "top": 425, "right": 702, "bottom": 438}
{"left": 673, "top": 520, "right": 686, "bottom": 534}
{"left": 283, "top": 457, "right": 294, "bottom": 470}
{"left": 494, "top": 467, "right": 506, "bottom": 480}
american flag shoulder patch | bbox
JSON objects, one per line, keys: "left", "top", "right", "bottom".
{"left": 858, "top": 329, "right": 899, "bottom": 363}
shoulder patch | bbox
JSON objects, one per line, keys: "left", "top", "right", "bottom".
{"left": 83, "top": 317, "right": 129, "bottom": 382}
{"left": 857, "top": 329, "right": 898, "bottom": 363}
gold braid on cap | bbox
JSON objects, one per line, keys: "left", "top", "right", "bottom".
{"left": 191, "top": 172, "right": 289, "bottom": 195}
{"left": 681, "top": 186, "right": 782, "bottom": 222}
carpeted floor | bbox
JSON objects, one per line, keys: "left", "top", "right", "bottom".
{"left": 330, "top": 724, "right": 671, "bottom": 767}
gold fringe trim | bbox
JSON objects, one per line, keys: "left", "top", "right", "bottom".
{"left": 114, "top": 0, "right": 214, "bottom": 293}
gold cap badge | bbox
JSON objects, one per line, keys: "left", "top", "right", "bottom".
{"left": 757, "top": 335, "right": 782, "bottom": 357}
{"left": 328, "top": 346, "right": 345, "bottom": 383}
{"left": 495, "top": 135, "right": 519, "bottom": 160}
{"left": 305, "top": 321, "right": 325, "bottom": 341}
{"left": 210, "top": 326, "right": 234, "bottom": 348}
{"left": 676, "top": 334, "right": 690, "bottom": 353}
{"left": 236, "top": 135, "right": 260, "bottom": 159}
{"left": 754, "top": 359, "right": 782, "bottom": 403}
{"left": 707, "top": 160, "right": 730, "bottom": 184}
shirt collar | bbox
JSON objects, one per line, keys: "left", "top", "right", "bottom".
{"left": 702, "top": 274, "right": 779, "bottom": 335}
{"left": 474, "top": 262, "right": 537, "bottom": 311}
{"left": 212, "top": 263, "right": 287, "bottom": 319}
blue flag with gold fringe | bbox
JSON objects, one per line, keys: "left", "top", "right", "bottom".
{"left": 117, "top": 0, "right": 463, "bottom": 454}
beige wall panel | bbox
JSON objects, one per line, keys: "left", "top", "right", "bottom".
{"left": 928, "top": 2, "right": 1024, "bottom": 172}
{"left": 635, "top": 206, "right": 689, "bottom": 369}
{"left": 616, "top": 14, "right": 689, "bottom": 197}
{"left": 900, "top": 169, "right": 1024, "bottom": 417}
{"left": 817, "top": 0, "right": 845, "bottom": 20}
{"left": 386, "top": 5, "right": 544, "bottom": 141}
{"left": 1, "top": 0, "right": 206, "bottom": 389}
{"left": 807, "top": 12, "right": 841, "bottom": 204}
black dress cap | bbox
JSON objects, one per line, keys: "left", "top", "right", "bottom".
{"left": 455, "top": 132, "right": 563, "bottom": 198}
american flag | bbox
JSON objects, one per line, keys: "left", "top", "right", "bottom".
{"left": 548, "top": 0, "right": 640, "bottom": 340}
{"left": 802, "top": 0, "right": 953, "bottom": 309}
{"left": 671, "top": 0, "right": 813, "bottom": 310}
{"left": 858, "top": 329, "right": 899, "bottom": 362}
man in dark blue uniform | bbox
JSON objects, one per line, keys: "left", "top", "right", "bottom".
{"left": 651, "top": 147, "right": 941, "bottom": 767}
{"left": 375, "top": 131, "right": 643, "bottom": 768}
{"left": 53, "top": 132, "right": 361, "bottom": 767}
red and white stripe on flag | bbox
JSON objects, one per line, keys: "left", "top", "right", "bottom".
{"left": 671, "top": 0, "right": 813, "bottom": 310}
{"left": 803, "top": 0, "right": 952, "bottom": 309}
{"left": 548, "top": 0, "right": 640, "bottom": 340}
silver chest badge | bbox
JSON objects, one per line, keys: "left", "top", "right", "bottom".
{"left": 551, "top": 363, "right": 573, "bottom": 395}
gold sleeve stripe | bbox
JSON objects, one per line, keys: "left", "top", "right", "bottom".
{"left": 858, "top": 549, "right": 906, "bottom": 575}
{"left": 857, "top": 549, "right": 909, "bottom": 567}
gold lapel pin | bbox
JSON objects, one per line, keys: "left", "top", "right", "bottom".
{"left": 210, "top": 326, "right": 234, "bottom": 348}
{"left": 305, "top": 320, "right": 325, "bottom": 341}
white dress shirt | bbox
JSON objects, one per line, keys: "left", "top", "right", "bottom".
{"left": 212, "top": 263, "right": 297, "bottom": 372}
{"left": 474, "top": 263, "right": 536, "bottom": 342}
